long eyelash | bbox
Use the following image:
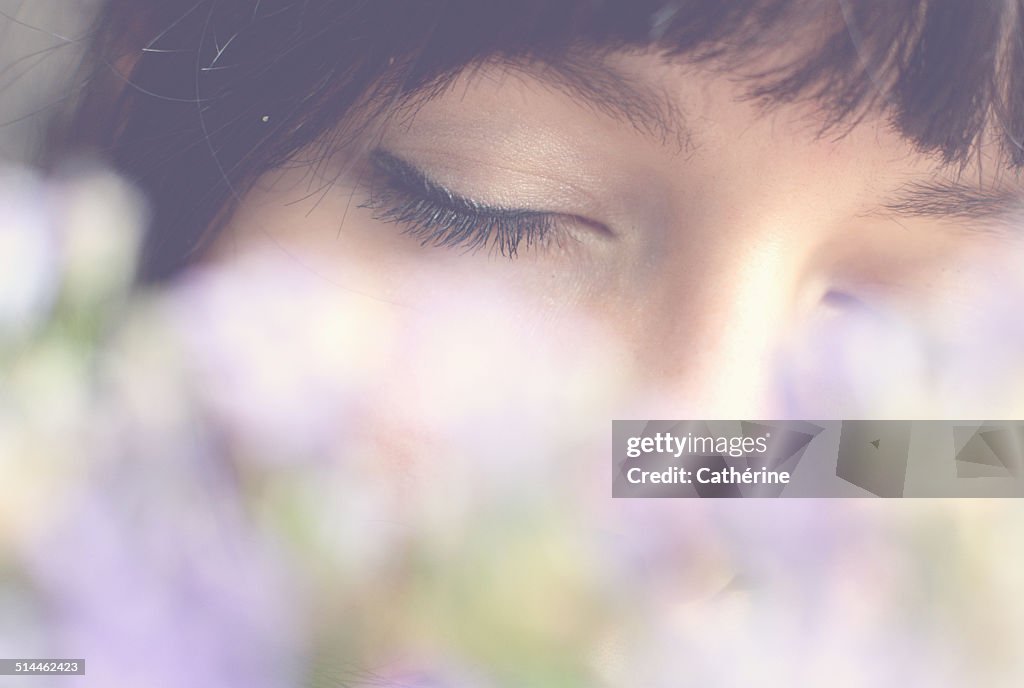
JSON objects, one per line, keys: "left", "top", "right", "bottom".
{"left": 359, "top": 150, "right": 554, "bottom": 257}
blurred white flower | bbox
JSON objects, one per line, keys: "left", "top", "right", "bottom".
{"left": 157, "top": 250, "right": 394, "bottom": 463}
{"left": 927, "top": 261, "right": 1024, "bottom": 417}
{"left": 0, "top": 165, "right": 144, "bottom": 343}
{"left": 0, "top": 167, "right": 59, "bottom": 340}
{"left": 777, "top": 296, "right": 936, "bottom": 417}
{"left": 55, "top": 167, "right": 145, "bottom": 311}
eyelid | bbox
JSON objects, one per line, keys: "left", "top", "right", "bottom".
{"left": 368, "top": 149, "right": 552, "bottom": 220}
{"left": 366, "top": 148, "right": 617, "bottom": 239}
{"left": 361, "top": 148, "right": 561, "bottom": 257}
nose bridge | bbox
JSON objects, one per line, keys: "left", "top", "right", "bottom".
{"left": 639, "top": 204, "right": 830, "bottom": 416}
{"left": 625, "top": 91, "right": 913, "bottom": 416}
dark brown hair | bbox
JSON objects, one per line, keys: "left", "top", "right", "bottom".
{"left": 52, "top": 0, "right": 1024, "bottom": 281}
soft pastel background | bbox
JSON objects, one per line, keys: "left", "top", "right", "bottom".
{"left": 3, "top": 4, "right": 1024, "bottom": 687}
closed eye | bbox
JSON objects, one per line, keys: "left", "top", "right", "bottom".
{"left": 359, "top": 149, "right": 559, "bottom": 257}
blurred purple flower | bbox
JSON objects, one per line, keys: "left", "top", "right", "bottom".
{"left": 16, "top": 444, "right": 309, "bottom": 688}
{"left": 160, "top": 252, "right": 380, "bottom": 464}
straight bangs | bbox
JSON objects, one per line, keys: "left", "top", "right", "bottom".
{"left": 60, "top": 0, "right": 1024, "bottom": 280}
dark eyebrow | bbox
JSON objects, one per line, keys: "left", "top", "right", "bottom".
{"left": 880, "top": 180, "right": 1024, "bottom": 228}
{"left": 425, "top": 49, "right": 694, "bottom": 152}
{"left": 398, "top": 52, "right": 1024, "bottom": 233}
{"left": 524, "top": 55, "right": 692, "bottom": 150}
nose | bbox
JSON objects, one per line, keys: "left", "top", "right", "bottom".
{"left": 633, "top": 231, "right": 809, "bottom": 416}
{"left": 627, "top": 207, "right": 920, "bottom": 418}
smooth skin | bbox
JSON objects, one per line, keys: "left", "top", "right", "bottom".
{"left": 211, "top": 51, "right": 1024, "bottom": 421}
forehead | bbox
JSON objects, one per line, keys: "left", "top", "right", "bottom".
{"left": 381, "top": 50, "right": 1024, "bottom": 233}
{"left": 394, "top": 51, "right": 918, "bottom": 170}
{"left": 359, "top": 0, "right": 1023, "bottom": 171}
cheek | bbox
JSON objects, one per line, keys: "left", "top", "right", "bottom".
{"left": 778, "top": 241, "right": 1024, "bottom": 417}
{"left": 210, "top": 190, "right": 637, "bottom": 467}
{"left": 923, "top": 251, "right": 1024, "bottom": 415}
{"left": 213, "top": 168, "right": 1024, "bottom": 424}
{"left": 381, "top": 260, "right": 632, "bottom": 401}
{"left": 331, "top": 276, "right": 637, "bottom": 502}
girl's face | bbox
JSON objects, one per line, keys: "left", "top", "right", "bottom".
{"left": 210, "top": 50, "right": 1024, "bottom": 420}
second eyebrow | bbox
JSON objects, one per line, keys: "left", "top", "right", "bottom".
{"left": 880, "top": 180, "right": 1024, "bottom": 227}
